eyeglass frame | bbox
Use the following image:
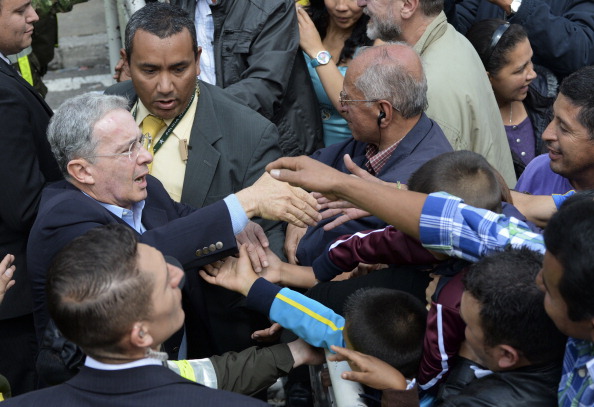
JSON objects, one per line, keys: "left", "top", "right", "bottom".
{"left": 83, "top": 133, "right": 152, "bottom": 161}
{"left": 339, "top": 90, "right": 378, "bottom": 107}
{"left": 339, "top": 90, "right": 400, "bottom": 113}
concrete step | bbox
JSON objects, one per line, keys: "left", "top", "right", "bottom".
{"left": 50, "top": 33, "right": 110, "bottom": 71}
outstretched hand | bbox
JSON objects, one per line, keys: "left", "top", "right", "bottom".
{"left": 236, "top": 221, "right": 269, "bottom": 272}
{"left": 288, "top": 338, "right": 325, "bottom": 368}
{"left": 0, "top": 254, "right": 15, "bottom": 305}
{"left": 267, "top": 156, "right": 348, "bottom": 201}
{"left": 315, "top": 155, "right": 404, "bottom": 230}
{"left": 252, "top": 322, "right": 283, "bottom": 342}
{"left": 199, "top": 245, "right": 259, "bottom": 296}
{"left": 328, "top": 345, "right": 408, "bottom": 391}
{"left": 237, "top": 172, "right": 321, "bottom": 228}
{"left": 284, "top": 223, "right": 307, "bottom": 265}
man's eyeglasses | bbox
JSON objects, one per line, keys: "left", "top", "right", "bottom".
{"left": 85, "top": 133, "right": 152, "bottom": 161}
{"left": 339, "top": 90, "right": 378, "bottom": 107}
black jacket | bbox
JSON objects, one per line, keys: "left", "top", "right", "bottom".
{"left": 435, "top": 356, "right": 561, "bottom": 407}
{"left": 444, "top": 0, "right": 594, "bottom": 79}
{"left": 171, "top": 0, "right": 323, "bottom": 156}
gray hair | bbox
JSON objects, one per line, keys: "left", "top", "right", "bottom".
{"left": 354, "top": 45, "right": 428, "bottom": 119}
{"left": 47, "top": 93, "right": 130, "bottom": 178}
{"left": 420, "top": 0, "right": 444, "bottom": 17}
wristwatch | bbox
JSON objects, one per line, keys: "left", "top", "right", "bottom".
{"left": 310, "top": 50, "right": 332, "bottom": 68}
{"left": 510, "top": 0, "right": 522, "bottom": 14}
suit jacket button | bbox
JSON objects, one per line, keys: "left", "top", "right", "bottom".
{"left": 203, "top": 246, "right": 210, "bottom": 254}
{"left": 215, "top": 241, "right": 223, "bottom": 250}
{"left": 195, "top": 249, "right": 202, "bottom": 257}
{"left": 209, "top": 244, "right": 216, "bottom": 252}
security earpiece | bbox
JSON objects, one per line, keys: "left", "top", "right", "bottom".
{"left": 377, "top": 111, "right": 386, "bottom": 126}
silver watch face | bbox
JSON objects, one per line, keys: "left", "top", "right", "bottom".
{"left": 316, "top": 51, "right": 331, "bottom": 65}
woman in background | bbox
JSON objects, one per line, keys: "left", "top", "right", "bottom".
{"left": 297, "top": 0, "right": 373, "bottom": 146}
{"left": 466, "top": 19, "right": 557, "bottom": 178}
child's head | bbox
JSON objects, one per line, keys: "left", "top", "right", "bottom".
{"left": 343, "top": 288, "right": 427, "bottom": 378}
{"left": 408, "top": 150, "right": 504, "bottom": 212}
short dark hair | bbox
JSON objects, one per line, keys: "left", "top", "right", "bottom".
{"left": 463, "top": 247, "right": 566, "bottom": 364}
{"left": 407, "top": 150, "right": 502, "bottom": 212}
{"left": 559, "top": 66, "right": 594, "bottom": 139}
{"left": 545, "top": 193, "right": 594, "bottom": 321}
{"left": 419, "top": 0, "right": 444, "bottom": 17}
{"left": 344, "top": 288, "right": 427, "bottom": 378}
{"left": 466, "top": 19, "right": 528, "bottom": 76}
{"left": 125, "top": 2, "right": 198, "bottom": 61}
{"left": 47, "top": 225, "right": 154, "bottom": 356}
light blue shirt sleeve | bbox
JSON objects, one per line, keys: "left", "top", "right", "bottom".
{"left": 223, "top": 194, "right": 249, "bottom": 235}
{"left": 269, "top": 287, "right": 346, "bottom": 350}
{"left": 553, "top": 190, "right": 576, "bottom": 209}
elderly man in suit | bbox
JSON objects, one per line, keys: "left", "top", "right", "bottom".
{"left": 6, "top": 225, "right": 269, "bottom": 406}
{"left": 105, "top": 3, "right": 299, "bottom": 355}
{"left": 0, "top": 0, "right": 63, "bottom": 395}
{"left": 26, "top": 93, "right": 320, "bottom": 370}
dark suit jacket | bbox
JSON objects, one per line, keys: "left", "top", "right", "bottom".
{"left": 27, "top": 176, "right": 236, "bottom": 342}
{"left": 105, "top": 81, "right": 285, "bottom": 355}
{"left": 0, "top": 58, "right": 62, "bottom": 319}
{"left": 1, "top": 365, "right": 267, "bottom": 406}
{"left": 297, "top": 113, "right": 454, "bottom": 266}
{"left": 105, "top": 80, "right": 285, "bottom": 249}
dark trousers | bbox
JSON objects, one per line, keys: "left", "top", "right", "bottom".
{"left": 0, "top": 314, "right": 38, "bottom": 396}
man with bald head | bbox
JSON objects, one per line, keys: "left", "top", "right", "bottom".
{"left": 357, "top": 0, "right": 516, "bottom": 187}
{"left": 287, "top": 43, "right": 452, "bottom": 272}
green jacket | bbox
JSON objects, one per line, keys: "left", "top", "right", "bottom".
{"left": 33, "top": 0, "right": 88, "bottom": 18}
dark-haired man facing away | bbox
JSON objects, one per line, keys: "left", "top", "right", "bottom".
{"left": 4, "top": 225, "right": 267, "bottom": 407}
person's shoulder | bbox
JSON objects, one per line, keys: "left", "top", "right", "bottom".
{"left": 516, "top": 154, "right": 553, "bottom": 184}
{"left": 446, "top": 364, "right": 559, "bottom": 407}
{"left": 104, "top": 80, "right": 137, "bottom": 103}
{"left": 245, "top": 0, "right": 292, "bottom": 14}
{"left": 526, "top": 154, "right": 551, "bottom": 169}
{"left": 310, "top": 138, "right": 363, "bottom": 164}
{"left": 0, "top": 383, "right": 71, "bottom": 406}
{"left": 156, "top": 372, "right": 267, "bottom": 406}
{"left": 38, "top": 180, "right": 82, "bottom": 208}
{"left": 200, "top": 81, "right": 275, "bottom": 128}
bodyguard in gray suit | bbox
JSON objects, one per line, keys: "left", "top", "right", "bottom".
{"left": 105, "top": 3, "right": 286, "bottom": 357}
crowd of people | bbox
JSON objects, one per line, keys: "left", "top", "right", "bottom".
{"left": 1, "top": 0, "right": 594, "bottom": 406}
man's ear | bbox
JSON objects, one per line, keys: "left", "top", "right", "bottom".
{"left": 495, "top": 344, "right": 521, "bottom": 370}
{"left": 130, "top": 323, "right": 154, "bottom": 349}
{"left": 67, "top": 159, "right": 95, "bottom": 185}
{"left": 195, "top": 46, "right": 202, "bottom": 76}
{"left": 401, "top": 0, "right": 419, "bottom": 19}
{"left": 121, "top": 48, "right": 131, "bottom": 78}
{"left": 377, "top": 100, "right": 394, "bottom": 127}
